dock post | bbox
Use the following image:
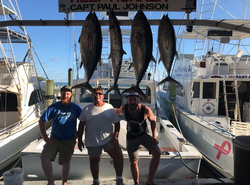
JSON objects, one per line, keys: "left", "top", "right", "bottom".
{"left": 169, "top": 82, "right": 177, "bottom": 127}
{"left": 68, "top": 68, "right": 74, "bottom": 102}
{"left": 45, "top": 80, "right": 54, "bottom": 129}
{"left": 68, "top": 68, "right": 73, "bottom": 87}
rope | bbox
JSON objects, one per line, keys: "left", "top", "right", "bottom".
{"left": 175, "top": 151, "right": 226, "bottom": 183}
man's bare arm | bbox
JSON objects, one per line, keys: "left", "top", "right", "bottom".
{"left": 146, "top": 106, "right": 158, "bottom": 140}
{"left": 77, "top": 121, "right": 86, "bottom": 152}
{"left": 114, "top": 105, "right": 125, "bottom": 115}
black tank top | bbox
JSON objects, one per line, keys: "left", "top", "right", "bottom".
{"left": 124, "top": 104, "right": 146, "bottom": 140}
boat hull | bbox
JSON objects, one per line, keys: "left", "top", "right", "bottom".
{"left": 22, "top": 121, "right": 201, "bottom": 180}
{"left": 22, "top": 146, "right": 201, "bottom": 180}
{"left": 0, "top": 121, "right": 40, "bottom": 171}
{"left": 159, "top": 95, "right": 234, "bottom": 177}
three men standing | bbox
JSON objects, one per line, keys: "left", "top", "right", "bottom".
{"left": 39, "top": 85, "right": 160, "bottom": 185}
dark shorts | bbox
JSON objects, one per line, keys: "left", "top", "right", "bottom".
{"left": 127, "top": 133, "right": 160, "bottom": 162}
{"left": 87, "top": 139, "right": 115, "bottom": 159}
{"left": 41, "top": 137, "right": 76, "bottom": 165}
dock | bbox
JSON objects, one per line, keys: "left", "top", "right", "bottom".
{"left": 0, "top": 178, "right": 235, "bottom": 185}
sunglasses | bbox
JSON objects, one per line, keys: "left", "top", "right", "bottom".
{"left": 96, "top": 92, "right": 103, "bottom": 95}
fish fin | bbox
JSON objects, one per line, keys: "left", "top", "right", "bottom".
{"left": 123, "top": 50, "right": 127, "bottom": 55}
{"left": 78, "top": 36, "right": 81, "bottom": 43}
{"left": 122, "top": 86, "right": 146, "bottom": 100}
{"left": 158, "top": 76, "right": 182, "bottom": 87}
{"left": 72, "top": 82, "right": 96, "bottom": 95}
{"left": 105, "top": 84, "right": 122, "bottom": 98}
{"left": 108, "top": 53, "right": 111, "bottom": 59}
{"left": 128, "top": 62, "right": 134, "bottom": 70}
{"left": 175, "top": 51, "right": 179, "bottom": 60}
{"left": 99, "top": 59, "right": 102, "bottom": 66}
{"left": 158, "top": 57, "right": 162, "bottom": 64}
{"left": 151, "top": 56, "right": 156, "bottom": 63}
{"left": 80, "top": 62, "right": 83, "bottom": 69}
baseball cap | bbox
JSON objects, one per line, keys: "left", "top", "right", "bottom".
{"left": 126, "top": 92, "right": 139, "bottom": 97}
{"left": 61, "top": 85, "right": 72, "bottom": 93}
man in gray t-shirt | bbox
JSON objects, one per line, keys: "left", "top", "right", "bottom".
{"left": 78, "top": 87, "right": 124, "bottom": 185}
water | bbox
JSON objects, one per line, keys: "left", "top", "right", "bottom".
{"left": 54, "top": 82, "right": 68, "bottom": 90}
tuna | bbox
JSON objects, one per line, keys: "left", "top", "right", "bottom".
{"left": 105, "top": 9, "right": 126, "bottom": 97}
{"left": 157, "top": 14, "right": 182, "bottom": 87}
{"left": 71, "top": 11, "right": 102, "bottom": 94}
{"left": 122, "top": 10, "right": 156, "bottom": 99}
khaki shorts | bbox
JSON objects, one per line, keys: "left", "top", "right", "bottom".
{"left": 87, "top": 139, "right": 115, "bottom": 159}
{"left": 41, "top": 137, "right": 76, "bottom": 165}
{"left": 127, "top": 133, "right": 160, "bottom": 162}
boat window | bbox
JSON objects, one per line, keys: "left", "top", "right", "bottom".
{"left": 0, "top": 92, "right": 18, "bottom": 111}
{"left": 193, "top": 82, "right": 200, "bottom": 98}
{"left": 28, "top": 89, "right": 43, "bottom": 106}
{"left": 79, "top": 88, "right": 93, "bottom": 103}
{"left": 176, "top": 84, "right": 183, "bottom": 97}
{"left": 203, "top": 82, "right": 216, "bottom": 99}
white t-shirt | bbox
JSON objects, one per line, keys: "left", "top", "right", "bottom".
{"left": 78, "top": 103, "right": 120, "bottom": 147}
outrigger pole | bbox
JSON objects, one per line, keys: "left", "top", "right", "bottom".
{"left": 0, "top": 19, "right": 250, "bottom": 34}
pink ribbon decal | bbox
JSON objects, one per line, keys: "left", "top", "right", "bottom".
{"left": 214, "top": 141, "right": 231, "bottom": 160}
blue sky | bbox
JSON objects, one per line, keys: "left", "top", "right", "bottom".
{"left": 9, "top": 0, "right": 250, "bottom": 82}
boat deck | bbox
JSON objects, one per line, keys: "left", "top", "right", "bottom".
{"left": 16, "top": 178, "right": 234, "bottom": 185}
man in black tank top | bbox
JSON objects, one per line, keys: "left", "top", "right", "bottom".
{"left": 115, "top": 92, "right": 161, "bottom": 185}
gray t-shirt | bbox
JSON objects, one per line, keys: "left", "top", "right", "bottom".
{"left": 78, "top": 103, "right": 120, "bottom": 147}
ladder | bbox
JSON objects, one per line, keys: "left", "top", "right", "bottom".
{"left": 223, "top": 79, "right": 241, "bottom": 127}
{"left": 193, "top": 0, "right": 218, "bottom": 60}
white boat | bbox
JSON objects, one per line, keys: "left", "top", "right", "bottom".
{"left": 22, "top": 73, "right": 202, "bottom": 180}
{"left": 157, "top": 1, "right": 250, "bottom": 177}
{"left": 0, "top": 1, "right": 45, "bottom": 171}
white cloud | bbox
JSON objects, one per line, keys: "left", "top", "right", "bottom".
{"left": 51, "top": 57, "right": 62, "bottom": 61}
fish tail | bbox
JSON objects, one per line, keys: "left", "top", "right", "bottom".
{"left": 105, "top": 84, "right": 122, "bottom": 98}
{"left": 151, "top": 55, "right": 157, "bottom": 63}
{"left": 72, "top": 82, "right": 96, "bottom": 95}
{"left": 122, "top": 86, "right": 146, "bottom": 99}
{"left": 158, "top": 76, "right": 182, "bottom": 87}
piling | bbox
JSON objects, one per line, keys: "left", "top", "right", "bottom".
{"left": 68, "top": 68, "right": 73, "bottom": 87}
{"left": 68, "top": 68, "right": 74, "bottom": 102}
{"left": 169, "top": 82, "right": 177, "bottom": 127}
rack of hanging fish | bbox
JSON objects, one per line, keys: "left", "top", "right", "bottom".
{"left": 71, "top": 10, "right": 182, "bottom": 99}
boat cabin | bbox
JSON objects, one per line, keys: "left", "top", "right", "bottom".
{"left": 172, "top": 51, "right": 250, "bottom": 126}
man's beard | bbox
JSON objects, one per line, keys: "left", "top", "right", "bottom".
{"left": 129, "top": 103, "right": 138, "bottom": 110}
{"left": 61, "top": 97, "right": 71, "bottom": 105}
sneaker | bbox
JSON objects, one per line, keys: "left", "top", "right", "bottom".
{"left": 116, "top": 178, "right": 124, "bottom": 185}
{"left": 92, "top": 181, "right": 101, "bottom": 185}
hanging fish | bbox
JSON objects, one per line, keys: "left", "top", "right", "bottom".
{"left": 157, "top": 14, "right": 182, "bottom": 87}
{"left": 72, "top": 11, "right": 102, "bottom": 94}
{"left": 105, "top": 9, "right": 126, "bottom": 97}
{"left": 122, "top": 10, "right": 156, "bottom": 99}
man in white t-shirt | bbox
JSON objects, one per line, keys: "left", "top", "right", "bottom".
{"left": 78, "top": 87, "right": 124, "bottom": 185}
